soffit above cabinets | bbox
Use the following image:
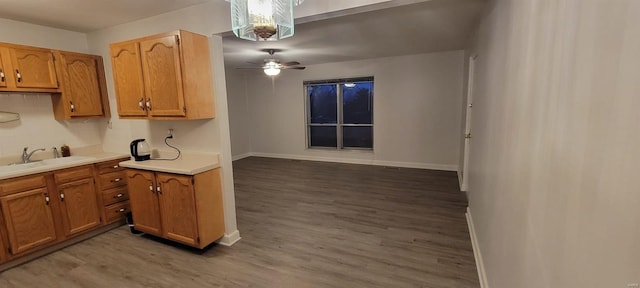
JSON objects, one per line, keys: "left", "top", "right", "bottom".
{"left": 0, "top": 0, "right": 212, "bottom": 32}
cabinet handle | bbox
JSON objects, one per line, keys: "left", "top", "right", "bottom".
{"left": 146, "top": 98, "right": 152, "bottom": 111}
{"left": 138, "top": 97, "right": 145, "bottom": 111}
{"left": 60, "top": 193, "right": 65, "bottom": 201}
{"left": 114, "top": 193, "right": 124, "bottom": 198}
{"left": 111, "top": 178, "right": 122, "bottom": 183}
{"left": 149, "top": 185, "right": 154, "bottom": 193}
{"left": 0, "top": 69, "right": 5, "bottom": 82}
{"left": 118, "top": 208, "right": 127, "bottom": 213}
{"left": 156, "top": 186, "right": 161, "bottom": 194}
{"left": 70, "top": 101, "right": 75, "bottom": 112}
{"left": 15, "top": 69, "right": 21, "bottom": 83}
{"left": 113, "top": 165, "right": 119, "bottom": 169}
{"left": 45, "top": 195, "right": 50, "bottom": 205}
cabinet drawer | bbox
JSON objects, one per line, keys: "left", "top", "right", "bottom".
{"left": 98, "top": 171, "right": 127, "bottom": 190}
{"left": 0, "top": 175, "right": 46, "bottom": 196}
{"left": 102, "top": 186, "right": 129, "bottom": 206}
{"left": 54, "top": 165, "right": 93, "bottom": 183}
{"left": 104, "top": 201, "right": 129, "bottom": 224}
{"left": 96, "top": 158, "right": 127, "bottom": 175}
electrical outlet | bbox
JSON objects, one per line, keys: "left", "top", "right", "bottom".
{"left": 167, "top": 129, "right": 174, "bottom": 138}
{"left": 628, "top": 283, "right": 639, "bottom": 288}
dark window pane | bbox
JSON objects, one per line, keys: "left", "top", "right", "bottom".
{"left": 343, "top": 126, "right": 373, "bottom": 148}
{"left": 308, "top": 84, "right": 337, "bottom": 124}
{"left": 310, "top": 126, "right": 337, "bottom": 147}
{"left": 342, "top": 81, "right": 373, "bottom": 124}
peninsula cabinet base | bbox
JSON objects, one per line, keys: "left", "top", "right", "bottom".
{"left": 126, "top": 168, "right": 225, "bottom": 249}
{"left": 0, "top": 221, "right": 123, "bottom": 272}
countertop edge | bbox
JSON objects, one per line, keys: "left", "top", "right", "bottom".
{"left": 0, "top": 152, "right": 130, "bottom": 181}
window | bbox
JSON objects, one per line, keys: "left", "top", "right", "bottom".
{"left": 305, "top": 77, "right": 374, "bottom": 150}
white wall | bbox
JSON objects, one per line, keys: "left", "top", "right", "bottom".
{"left": 225, "top": 69, "right": 252, "bottom": 158}
{"left": 228, "top": 51, "right": 465, "bottom": 170}
{"left": 0, "top": 18, "right": 88, "bottom": 52}
{"left": 0, "top": 18, "right": 102, "bottom": 158}
{"left": 466, "top": 0, "right": 640, "bottom": 287}
{"left": 85, "top": 2, "right": 241, "bottom": 244}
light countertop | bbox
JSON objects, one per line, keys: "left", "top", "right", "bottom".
{"left": 0, "top": 151, "right": 130, "bottom": 181}
{"left": 119, "top": 153, "right": 220, "bottom": 175}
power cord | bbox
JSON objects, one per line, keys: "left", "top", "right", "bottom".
{"left": 153, "top": 134, "right": 181, "bottom": 161}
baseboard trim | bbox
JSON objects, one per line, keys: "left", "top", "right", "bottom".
{"left": 232, "top": 153, "right": 253, "bottom": 161}
{"left": 217, "top": 230, "right": 241, "bottom": 246}
{"left": 457, "top": 170, "right": 464, "bottom": 190}
{"left": 249, "top": 152, "right": 458, "bottom": 171}
{"left": 466, "top": 207, "right": 489, "bottom": 288}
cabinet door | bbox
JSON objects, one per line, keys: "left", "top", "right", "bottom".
{"left": 126, "top": 170, "right": 162, "bottom": 235}
{"left": 57, "top": 178, "right": 101, "bottom": 237}
{"left": 0, "top": 188, "right": 57, "bottom": 255}
{"left": 140, "top": 35, "right": 186, "bottom": 117}
{"left": 0, "top": 49, "right": 7, "bottom": 88}
{"left": 10, "top": 47, "right": 58, "bottom": 89}
{"left": 0, "top": 232, "right": 6, "bottom": 262}
{"left": 58, "top": 53, "right": 104, "bottom": 117}
{"left": 110, "top": 42, "right": 147, "bottom": 117}
{"left": 157, "top": 173, "right": 198, "bottom": 246}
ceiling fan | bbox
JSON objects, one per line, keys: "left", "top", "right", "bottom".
{"left": 240, "top": 49, "right": 306, "bottom": 76}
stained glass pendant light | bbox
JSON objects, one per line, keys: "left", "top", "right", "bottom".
{"left": 227, "top": 0, "right": 305, "bottom": 41}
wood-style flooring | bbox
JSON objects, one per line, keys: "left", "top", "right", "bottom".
{"left": 0, "top": 157, "right": 479, "bottom": 287}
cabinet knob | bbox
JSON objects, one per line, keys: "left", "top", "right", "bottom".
{"left": 45, "top": 195, "right": 50, "bottom": 205}
{"left": 138, "top": 98, "right": 145, "bottom": 111}
{"left": 118, "top": 208, "right": 126, "bottom": 213}
{"left": 149, "top": 185, "right": 153, "bottom": 192}
{"left": 113, "top": 165, "right": 119, "bottom": 169}
{"left": 60, "top": 193, "right": 65, "bottom": 201}
{"left": 114, "top": 193, "right": 124, "bottom": 198}
{"left": 70, "top": 101, "right": 75, "bottom": 113}
{"left": 15, "top": 69, "right": 21, "bottom": 83}
{"left": 145, "top": 99, "right": 152, "bottom": 111}
{"left": 0, "top": 69, "right": 5, "bottom": 82}
{"left": 111, "top": 178, "right": 122, "bottom": 183}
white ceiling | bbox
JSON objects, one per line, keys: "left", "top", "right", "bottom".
{"left": 222, "top": 0, "right": 487, "bottom": 68}
{"left": 0, "top": 0, "right": 486, "bottom": 68}
{"left": 0, "top": 0, "right": 212, "bottom": 32}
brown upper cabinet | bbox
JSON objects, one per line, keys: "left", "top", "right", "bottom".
{"left": 51, "top": 51, "right": 110, "bottom": 120}
{"left": 0, "top": 42, "right": 110, "bottom": 120}
{"left": 110, "top": 30, "right": 216, "bottom": 120}
{"left": 0, "top": 44, "right": 58, "bottom": 92}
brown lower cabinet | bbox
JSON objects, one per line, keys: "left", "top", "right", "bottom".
{"left": 0, "top": 187, "right": 57, "bottom": 255}
{"left": 127, "top": 168, "right": 224, "bottom": 248}
{"left": 0, "top": 158, "right": 130, "bottom": 265}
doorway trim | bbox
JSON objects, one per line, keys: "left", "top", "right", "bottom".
{"left": 461, "top": 55, "right": 477, "bottom": 192}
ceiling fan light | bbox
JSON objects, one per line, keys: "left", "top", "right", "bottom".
{"left": 228, "top": 0, "right": 303, "bottom": 41}
{"left": 264, "top": 67, "right": 281, "bottom": 76}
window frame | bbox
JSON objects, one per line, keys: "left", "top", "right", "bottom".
{"left": 304, "top": 77, "right": 374, "bottom": 151}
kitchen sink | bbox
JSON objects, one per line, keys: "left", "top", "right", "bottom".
{"left": 0, "top": 156, "right": 96, "bottom": 175}
{"left": 0, "top": 161, "right": 45, "bottom": 173}
{"left": 40, "top": 155, "right": 95, "bottom": 165}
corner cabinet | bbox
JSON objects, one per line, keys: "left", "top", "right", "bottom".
{"left": 126, "top": 168, "right": 224, "bottom": 248}
{"left": 0, "top": 42, "right": 110, "bottom": 120}
{"left": 51, "top": 51, "right": 110, "bottom": 120}
{"left": 110, "top": 30, "right": 216, "bottom": 120}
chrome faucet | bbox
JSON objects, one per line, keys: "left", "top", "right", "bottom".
{"left": 22, "top": 147, "right": 45, "bottom": 163}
